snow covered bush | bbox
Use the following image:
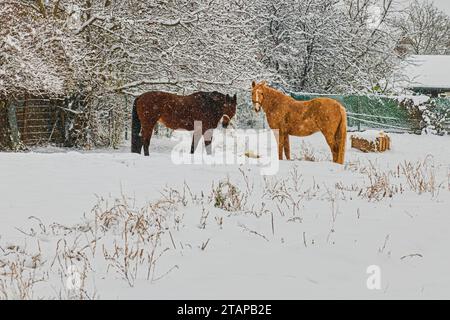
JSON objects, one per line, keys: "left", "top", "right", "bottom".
{"left": 210, "top": 180, "right": 247, "bottom": 212}
{"left": 419, "top": 100, "right": 449, "bottom": 135}
{"left": 400, "top": 97, "right": 449, "bottom": 135}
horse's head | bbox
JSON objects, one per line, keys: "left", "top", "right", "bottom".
{"left": 251, "top": 80, "right": 266, "bottom": 112}
{"left": 221, "top": 93, "right": 237, "bottom": 128}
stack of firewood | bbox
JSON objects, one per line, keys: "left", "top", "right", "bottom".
{"left": 351, "top": 130, "right": 391, "bottom": 153}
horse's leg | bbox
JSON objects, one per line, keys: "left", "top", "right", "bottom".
{"left": 277, "top": 131, "right": 285, "bottom": 160}
{"left": 142, "top": 120, "right": 157, "bottom": 156}
{"left": 190, "top": 133, "right": 202, "bottom": 154}
{"left": 283, "top": 134, "right": 291, "bottom": 160}
{"left": 203, "top": 128, "right": 214, "bottom": 155}
{"left": 142, "top": 126, "right": 152, "bottom": 156}
{"left": 190, "top": 120, "right": 203, "bottom": 154}
{"left": 323, "top": 131, "right": 339, "bottom": 163}
{"left": 190, "top": 135, "right": 202, "bottom": 154}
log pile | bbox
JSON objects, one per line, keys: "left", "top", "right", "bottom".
{"left": 351, "top": 130, "right": 391, "bottom": 153}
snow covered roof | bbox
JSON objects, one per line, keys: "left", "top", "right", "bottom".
{"left": 403, "top": 55, "right": 450, "bottom": 90}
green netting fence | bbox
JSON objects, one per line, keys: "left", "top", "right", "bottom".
{"left": 290, "top": 92, "right": 450, "bottom": 134}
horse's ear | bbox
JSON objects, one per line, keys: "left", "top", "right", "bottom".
{"left": 233, "top": 94, "right": 237, "bottom": 102}
{"left": 252, "top": 80, "right": 256, "bottom": 88}
{"left": 261, "top": 80, "right": 267, "bottom": 86}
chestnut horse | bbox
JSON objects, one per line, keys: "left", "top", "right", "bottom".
{"left": 131, "top": 91, "right": 236, "bottom": 156}
{"left": 251, "top": 81, "right": 347, "bottom": 164}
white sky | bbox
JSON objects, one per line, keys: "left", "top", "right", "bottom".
{"left": 424, "top": 0, "right": 450, "bottom": 14}
{"left": 402, "top": 0, "right": 450, "bottom": 15}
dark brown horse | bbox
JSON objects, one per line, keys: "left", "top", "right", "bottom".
{"left": 131, "top": 91, "right": 237, "bottom": 156}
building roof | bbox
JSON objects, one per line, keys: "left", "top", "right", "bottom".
{"left": 403, "top": 55, "right": 450, "bottom": 90}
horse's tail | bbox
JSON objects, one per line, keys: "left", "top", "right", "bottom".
{"left": 131, "top": 97, "right": 142, "bottom": 154}
{"left": 335, "top": 105, "right": 347, "bottom": 164}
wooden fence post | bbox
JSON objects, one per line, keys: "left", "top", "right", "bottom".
{"left": 0, "top": 100, "right": 7, "bottom": 148}
{"left": 124, "top": 95, "right": 128, "bottom": 141}
{"left": 356, "top": 99, "right": 361, "bottom": 131}
{"left": 7, "top": 100, "right": 22, "bottom": 150}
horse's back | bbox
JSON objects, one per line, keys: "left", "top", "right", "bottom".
{"left": 135, "top": 90, "right": 222, "bottom": 131}
{"left": 304, "top": 97, "right": 346, "bottom": 130}
{"left": 136, "top": 91, "right": 189, "bottom": 126}
{"left": 309, "top": 97, "right": 344, "bottom": 108}
{"left": 301, "top": 97, "right": 345, "bottom": 116}
{"left": 137, "top": 91, "right": 179, "bottom": 105}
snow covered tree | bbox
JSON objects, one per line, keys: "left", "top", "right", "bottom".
{"left": 45, "top": 0, "right": 269, "bottom": 142}
{"left": 254, "top": 0, "right": 402, "bottom": 94}
{"left": 0, "top": 1, "right": 84, "bottom": 149}
{"left": 394, "top": 0, "right": 450, "bottom": 55}
{"left": 0, "top": 1, "right": 77, "bottom": 98}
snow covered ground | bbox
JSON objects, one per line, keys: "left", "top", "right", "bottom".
{"left": 0, "top": 130, "right": 449, "bottom": 299}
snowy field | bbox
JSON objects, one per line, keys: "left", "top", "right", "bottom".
{"left": 0, "top": 130, "right": 449, "bottom": 299}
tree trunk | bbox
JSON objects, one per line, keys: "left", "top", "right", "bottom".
{"left": 36, "top": 0, "right": 47, "bottom": 18}
{"left": 7, "top": 100, "right": 22, "bottom": 150}
{"left": 0, "top": 100, "right": 7, "bottom": 149}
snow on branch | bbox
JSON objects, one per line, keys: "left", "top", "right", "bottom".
{"left": 74, "top": 16, "right": 105, "bottom": 35}
{"left": 114, "top": 78, "right": 238, "bottom": 92}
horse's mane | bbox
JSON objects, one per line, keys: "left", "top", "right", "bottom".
{"left": 209, "top": 90, "right": 226, "bottom": 99}
{"left": 265, "top": 84, "right": 289, "bottom": 95}
{"left": 263, "top": 84, "right": 289, "bottom": 99}
{"left": 267, "top": 82, "right": 289, "bottom": 94}
{"left": 192, "top": 90, "right": 224, "bottom": 98}
{"left": 189, "top": 91, "right": 227, "bottom": 113}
